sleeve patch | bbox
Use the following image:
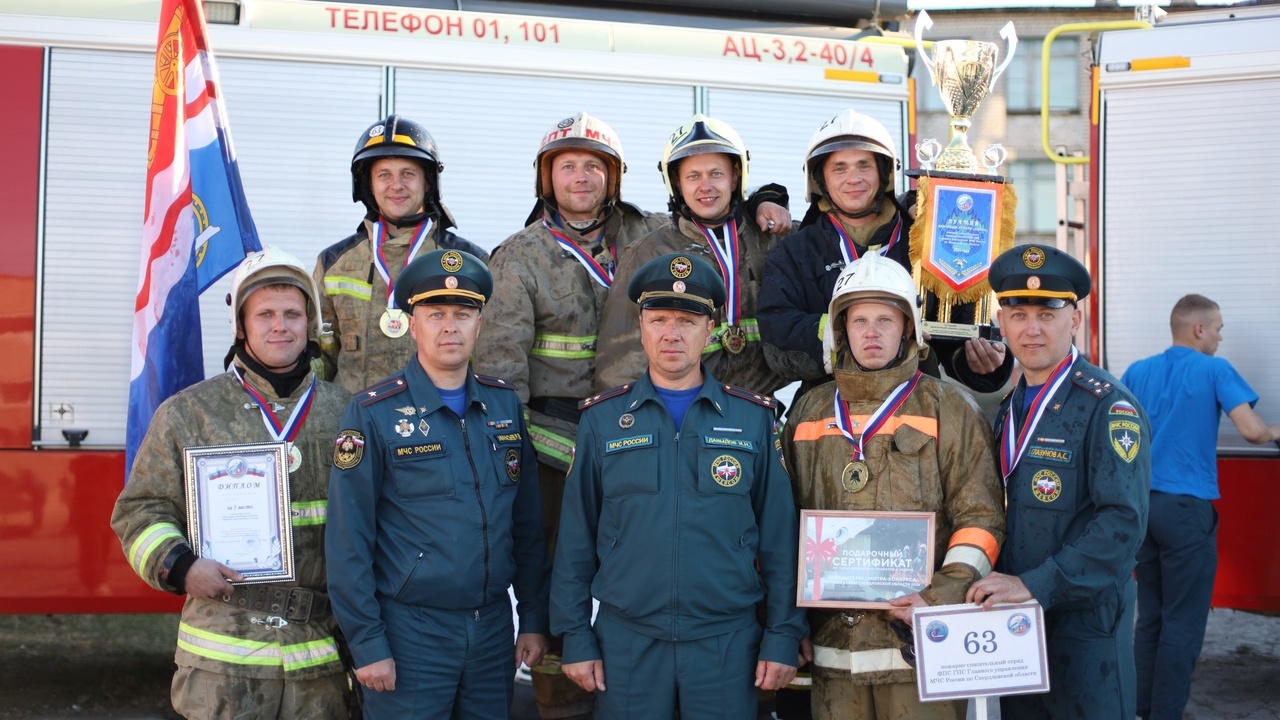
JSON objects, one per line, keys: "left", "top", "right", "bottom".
{"left": 1108, "top": 414, "right": 1142, "bottom": 464}
{"left": 334, "top": 430, "right": 365, "bottom": 470}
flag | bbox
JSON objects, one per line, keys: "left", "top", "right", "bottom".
{"left": 126, "top": 0, "right": 261, "bottom": 479}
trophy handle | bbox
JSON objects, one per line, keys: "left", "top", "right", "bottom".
{"left": 914, "top": 10, "right": 935, "bottom": 77}
{"left": 991, "top": 21, "right": 1019, "bottom": 85}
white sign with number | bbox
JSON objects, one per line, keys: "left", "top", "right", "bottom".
{"left": 912, "top": 601, "right": 1049, "bottom": 701}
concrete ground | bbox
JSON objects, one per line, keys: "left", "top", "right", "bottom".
{"left": 0, "top": 608, "right": 1275, "bottom": 719}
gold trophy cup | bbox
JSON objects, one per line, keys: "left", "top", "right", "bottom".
{"left": 914, "top": 10, "right": 1017, "bottom": 172}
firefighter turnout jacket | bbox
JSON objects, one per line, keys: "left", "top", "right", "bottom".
{"left": 112, "top": 362, "right": 350, "bottom": 681}
{"left": 314, "top": 216, "right": 488, "bottom": 394}
{"left": 474, "top": 203, "right": 666, "bottom": 471}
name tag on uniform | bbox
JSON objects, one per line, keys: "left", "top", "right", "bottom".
{"left": 704, "top": 436, "right": 755, "bottom": 451}
{"left": 495, "top": 432, "right": 523, "bottom": 443}
{"left": 1027, "top": 446, "right": 1072, "bottom": 464}
{"left": 605, "top": 435, "right": 653, "bottom": 454}
{"left": 395, "top": 442, "right": 445, "bottom": 459}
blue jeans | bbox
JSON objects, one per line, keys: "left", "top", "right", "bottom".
{"left": 1135, "top": 491, "right": 1218, "bottom": 720}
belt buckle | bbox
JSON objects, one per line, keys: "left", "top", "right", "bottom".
{"left": 287, "top": 587, "right": 313, "bottom": 623}
{"left": 840, "top": 611, "right": 865, "bottom": 627}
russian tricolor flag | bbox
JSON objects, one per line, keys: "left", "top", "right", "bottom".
{"left": 126, "top": 0, "right": 261, "bottom": 479}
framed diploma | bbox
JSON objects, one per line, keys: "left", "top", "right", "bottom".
{"left": 184, "top": 442, "right": 294, "bottom": 585}
{"left": 799, "top": 509, "right": 936, "bottom": 609}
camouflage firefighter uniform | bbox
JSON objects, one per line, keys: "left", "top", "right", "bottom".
{"left": 476, "top": 202, "right": 664, "bottom": 478}
{"left": 112, "top": 362, "right": 351, "bottom": 718}
{"left": 595, "top": 215, "right": 787, "bottom": 395}
{"left": 314, "top": 217, "right": 487, "bottom": 394}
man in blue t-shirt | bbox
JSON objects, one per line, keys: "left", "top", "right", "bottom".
{"left": 1121, "top": 293, "right": 1280, "bottom": 720}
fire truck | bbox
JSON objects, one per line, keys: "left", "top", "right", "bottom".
{"left": 0, "top": 0, "right": 914, "bottom": 613}
{"left": 1065, "top": 3, "right": 1280, "bottom": 611}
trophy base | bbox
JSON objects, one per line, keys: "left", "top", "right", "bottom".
{"left": 921, "top": 321, "right": 1002, "bottom": 343}
{"left": 906, "top": 168, "right": 1006, "bottom": 183}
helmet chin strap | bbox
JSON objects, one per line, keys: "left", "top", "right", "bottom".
{"left": 380, "top": 208, "right": 432, "bottom": 230}
{"left": 831, "top": 200, "right": 883, "bottom": 221}
{"left": 558, "top": 202, "right": 614, "bottom": 236}
{"left": 824, "top": 179, "right": 887, "bottom": 221}
{"left": 677, "top": 197, "right": 740, "bottom": 228}
{"left": 816, "top": 162, "right": 891, "bottom": 222}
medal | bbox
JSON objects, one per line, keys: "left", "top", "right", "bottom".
{"left": 723, "top": 325, "right": 747, "bottom": 354}
{"left": 379, "top": 308, "right": 408, "bottom": 338}
{"left": 841, "top": 460, "right": 870, "bottom": 493}
{"left": 373, "top": 218, "right": 432, "bottom": 332}
{"left": 287, "top": 443, "right": 303, "bottom": 473}
{"left": 833, "top": 372, "right": 921, "bottom": 492}
{"left": 232, "top": 367, "right": 317, "bottom": 471}
{"left": 696, "top": 220, "right": 744, "bottom": 329}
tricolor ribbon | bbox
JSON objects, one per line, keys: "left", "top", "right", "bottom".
{"left": 1000, "top": 347, "right": 1078, "bottom": 484}
{"left": 833, "top": 371, "right": 922, "bottom": 462}
{"left": 695, "top": 220, "right": 742, "bottom": 326}
{"left": 543, "top": 218, "right": 613, "bottom": 288}
{"left": 827, "top": 212, "right": 902, "bottom": 266}
{"left": 231, "top": 365, "right": 316, "bottom": 445}
{"left": 372, "top": 218, "right": 433, "bottom": 310}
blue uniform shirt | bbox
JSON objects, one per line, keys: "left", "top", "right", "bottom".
{"left": 1121, "top": 346, "right": 1258, "bottom": 500}
{"left": 326, "top": 358, "right": 550, "bottom": 669}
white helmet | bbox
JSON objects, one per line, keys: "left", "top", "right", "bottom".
{"left": 659, "top": 114, "right": 749, "bottom": 216}
{"left": 534, "top": 111, "right": 626, "bottom": 207}
{"left": 804, "top": 110, "right": 899, "bottom": 206}
{"left": 227, "top": 246, "right": 323, "bottom": 340}
{"left": 822, "top": 251, "right": 922, "bottom": 373}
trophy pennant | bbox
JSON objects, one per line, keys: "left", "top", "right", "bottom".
{"left": 909, "top": 175, "right": 1018, "bottom": 306}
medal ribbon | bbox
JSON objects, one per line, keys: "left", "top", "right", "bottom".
{"left": 231, "top": 366, "right": 317, "bottom": 444}
{"left": 999, "top": 347, "right": 1078, "bottom": 483}
{"left": 827, "top": 213, "right": 902, "bottom": 266}
{"left": 543, "top": 218, "right": 613, "bottom": 288}
{"left": 695, "top": 220, "right": 742, "bottom": 326}
{"left": 832, "top": 371, "right": 922, "bottom": 461}
{"left": 373, "top": 218, "right": 433, "bottom": 310}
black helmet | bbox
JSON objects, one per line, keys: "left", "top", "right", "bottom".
{"left": 350, "top": 115, "right": 444, "bottom": 219}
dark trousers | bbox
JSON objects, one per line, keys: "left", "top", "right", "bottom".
{"left": 1135, "top": 491, "right": 1218, "bottom": 720}
{"left": 593, "top": 611, "right": 761, "bottom": 720}
{"left": 1001, "top": 581, "right": 1137, "bottom": 720}
{"left": 363, "top": 597, "right": 514, "bottom": 720}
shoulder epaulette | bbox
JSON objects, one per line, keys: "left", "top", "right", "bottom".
{"left": 723, "top": 384, "right": 777, "bottom": 409}
{"left": 579, "top": 384, "right": 632, "bottom": 410}
{"left": 356, "top": 375, "right": 408, "bottom": 407}
{"left": 1071, "top": 368, "right": 1114, "bottom": 400}
{"left": 473, "top": 373, "right": 517, "bottom": 391}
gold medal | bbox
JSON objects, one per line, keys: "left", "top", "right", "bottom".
{"left": 841, "top": 460, "right": 870, "bottom": 493}
{"left": 722, "top": 325, "right": 747, "bottom": 354}
{"left": 287, "top": 443, "right": 303, "bottom": 473}
{"left": 379, "top": 308, "right": 408, "bottom": 338}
